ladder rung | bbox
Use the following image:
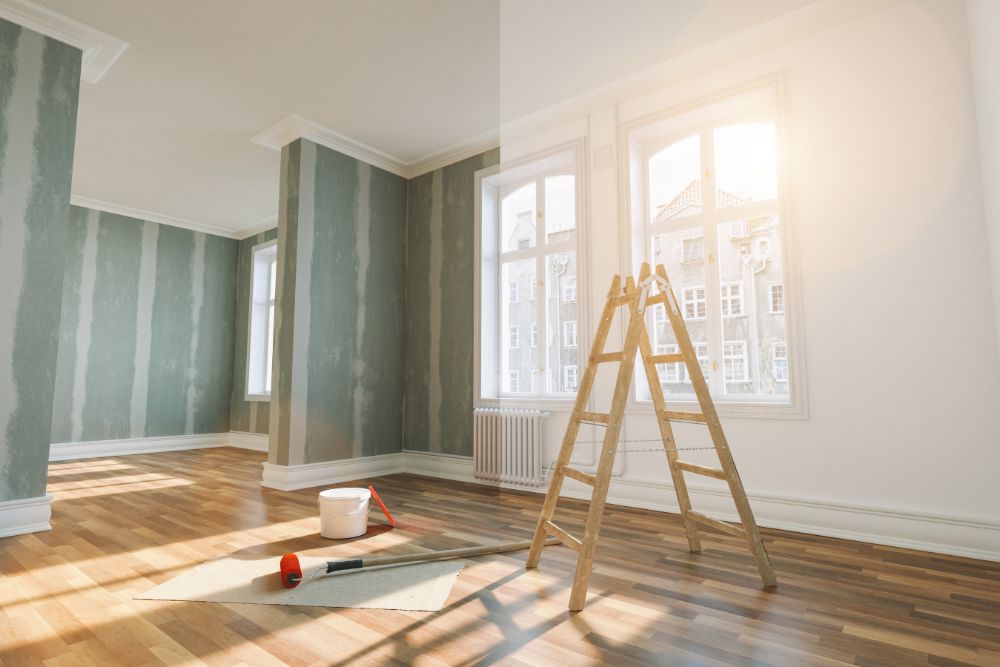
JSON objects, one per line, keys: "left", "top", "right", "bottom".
{"left": 610, "top": 293, "right": 634, "bottom": 306}
{"left": 662, "top": 410, "right": 707, "bottom": 424}
{"left": 561, "top": 466, "right": 596, "bottom": 486}
{"left": 674, "top": 460, "right": 727, "bottom": 480}
{"left": 644, "top": 293, "right": 666, "bottom": 306}
{"left": 577, "top": 412, "right": 610, "bottom": 425}
{"left": 648, "top": 354, "right": 685, "bottom": 364}
{"left": 687, "top": 511, "right": 746, "bottom": 538}
{"left": 543, "top": 520, "right": 582, "bottom": 551}
{"left": 592, "top": 352, "right": 624, "bottom": 364}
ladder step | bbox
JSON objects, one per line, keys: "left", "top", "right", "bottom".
{"left": 674, "top": 460, "right": 727, "bottom": 480}
{"left": 610, "top": 293, "right": 633, "bottom": 306}
{"left": 648, "top": 353, "right": 685, "bottom": 364}
{"left": 561, "top": 466, "right": 597, "bottom": 486}
{"left": 662, "top": 410, "right": 707, "bottom": 424}
{"left": 644, "top": 293, "right": 666, "bottom": 306}
{"left": 543, "top": 520, "right": 582, "bottom": 551}
{"left": 592, "top": 352, "right": 624, "bottom": 363}
{"left": 577, "top": 411, "right": 610, "bottom": 425}
{"left": 687, "top": 511, "right": 746, "bottom": 538}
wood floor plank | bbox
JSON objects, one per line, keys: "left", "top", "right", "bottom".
{"left": 0, "top": 447, "right": 997, "bottom": 666}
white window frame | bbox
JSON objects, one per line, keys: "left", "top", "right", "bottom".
{"left": 723, "top": 340, "right": 750, "bottom": 384}
{"left": 721, "top": 282, "right": 744, "bottom": 317}
{"left": 563, "top": 365, "right": 578, "bottom": 392}
{"left": 245, "top": 239, "right": 277, "bottom": 401}
{"left": 563, "top": 320, "right": 577, "bottom": 348}
{"left": 562, "top": 275, "right": 577, "bottom": 302}
{"left": 620, "top": 76, "right": 806, "bottom": 418}
{"left": 769, "top": 282, "right": 784, "bottom": 314}
{"left": 682, "top": 286, "right": 707, "bottom": 320}
{"left": 772, "top": 343, "right": 788, "bottom": 383}
{"left": 474, "top": 140, "right": 589, "bottom": 408}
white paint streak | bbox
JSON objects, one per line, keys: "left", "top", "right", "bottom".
{"left": 352, "top": 163, "right": 371, "bottom": 458}
{"left": 249, "top": 400, "right": 258, "bottom": 432}
{"left": 0, "top": 31, "right": 43, "bottom": 466}
{"left": 288, "top": 141, "right": 316, "bottom": 465}
{"left": 185, "top": 233, "right": 206, "bottom": 433}
{"left": 129, "top": 221, "right": 158, "bottom": 438}
{"left": 428, "top": 171, "right": 443, "bottom": 452}
{"left": 69, "top": 210, "right": 100, "bottom": 442}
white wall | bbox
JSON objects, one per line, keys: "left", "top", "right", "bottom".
{"left": 493, "top": 0, "right": 1000, "bottom": 559}
{"left": 967, "top": 0, "right": 1000, "bottom": 360}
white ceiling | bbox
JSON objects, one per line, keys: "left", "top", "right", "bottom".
{"left": 30, "top": 0, "right": 815, "bottom": 236}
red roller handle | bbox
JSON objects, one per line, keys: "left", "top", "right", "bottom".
{"left": 280, "top": 553, "right": 302, "bottom": 588}
{"left": 368, "top": 486, "right": 395, "bottom": 528}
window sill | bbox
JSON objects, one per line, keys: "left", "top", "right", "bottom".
{"left": 477, "top": 397, "right": 575, "bottom": 413}
{"left": 245, "top": 394, "right": 271, "bottom": 403}
{"left": 630, "top": 397, "right": 807, "bottom": 420}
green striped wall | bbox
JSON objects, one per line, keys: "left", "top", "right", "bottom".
{"left": 0, "top": 20, "right": 80, "bottom": 502}
{"left": 403, "top": 149, "right": 500, "bottom": 456}
{"left": 270, "top": 140, "right": 407, "bottom": 465}
{"left": 51, "top": 206, "right": 238, "bottom": 444}
{"left": 229, "top": 227, "right": 278, "bottom": 434}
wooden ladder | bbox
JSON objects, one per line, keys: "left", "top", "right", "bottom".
{"left": 525, "top": 262, "right": 776, "bottom": 611}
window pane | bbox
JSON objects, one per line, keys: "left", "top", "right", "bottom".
{"left": 650, "top": 229, "right": 709, "bottom": 398}
{"left": 546, "top": 251, "right": 578, "bottom": 393}
{"left": 501, "top": 259, "right": 540, "bottom": 393}
{"left": 648, "top": 135, "right": 701, "bottom": 222}
{"left": 717, "top": 217, "right": 788, "bottom": 398}
{"left": 545, "top": 175, "right": 575, "bottom": 243}
{"left": 501, "top": 183, "right": 536, "bottom": 252}
{"left": 714, "top": 123, "right": 777, "bottom": 208}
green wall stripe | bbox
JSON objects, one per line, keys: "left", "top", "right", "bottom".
{"left": 130, "top": 220, "right": 158, "bottom": 437}
{"left": 68, "top": 209, "right": 98, "bottom": 441}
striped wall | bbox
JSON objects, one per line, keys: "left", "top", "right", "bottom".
{"left": 270, "top": 139, "right": 407, "bottom": 466}
{"left": 50, "top": 206, "right": 238, "bottom": 444}
{"left": 229, "top": 227, "right": 278, "bottom": 435}
{"left": 0, "top": 20, "right": 80, "bottom": 503}
{"left": 403, "top": 149, "right": 500, "bottom": 456}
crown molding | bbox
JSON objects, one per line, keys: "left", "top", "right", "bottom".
{"left": 0, "top": 0, "right": 128, "bottom": 84}
{"left": 235, "top": 215, "right": 278, "bottom": 241}
{"left": 70, "top": 195, "right": 240, "bottom": 239}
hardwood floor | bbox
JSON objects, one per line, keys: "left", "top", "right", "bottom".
{"left": 1, "top": 447, "right": 998, "bottom": 666}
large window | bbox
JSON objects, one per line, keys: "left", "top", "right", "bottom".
{"left": 246, "top": 240, "right": 277, "bottom": 399}
{"left": 628, "top": 84, "right": 794, "bottom": 407}
{"left": 478, "top": 145, "right": 582, "bottom": 400}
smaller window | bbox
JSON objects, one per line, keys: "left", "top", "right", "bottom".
{"left": 563, "top": 320, "right": 578, "bottom": 348}
{"left": 682, "top": 236, "right": 704, "bottom": 263}
{"left": 508, "top": 370, "right": 520, "bottom": 392}
{"left": 769, "top": 283, "right": 784, "bottom": 314}
{"left": 723, "top": 340, "right": 749, "bottom": 384}
{"left": 530, "top": 324, "right": 538, "bottom": 348}
{"left": 508, "top": 280, "right": 519, "bottom": 303}
{"left": 682, "top": 287, "right": 707, "bottom": 320}
{"left": 693, "top": 342, "right": 710, "bottom": 380}
{"left": 659, "top": 343, "right": 683, "bottom": 383}
{"left": 563, "top": 365, "right": 578, "bottom": 391}
{"left": 246, "top": 240, "right": 278, "bottom": 399}
{"left": 721, "top": 283, "right": 744, "bottom": 317}
{"left": 529, "top": 279, "right": 537, "bottom": 301}
{"left": 508, "top": 325, "right": 519, "bottom": 349}
{"left": 773, "top": 343, "right": 788, "bottom": 382}
{"left": 562, "top": 275, "right": 577, "bottom": 302}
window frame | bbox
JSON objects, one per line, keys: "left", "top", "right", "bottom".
{"left": 769, "top": 282, "right": 784, "bottom": 314}
{"left": 619, "top": 76, "right": 807, "bottom": 419}
{"left": 721, "top": 282, "right": 745, "bottom": 318}
{"left": 245, "top": 239, "right": 278, "bottom": 402}
{"left": 474, "top": 139, "right": 589, "bottom": 409}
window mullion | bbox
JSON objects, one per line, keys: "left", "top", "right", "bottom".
{"left": 701, "top": 128, "right": 725, "bottom": 398}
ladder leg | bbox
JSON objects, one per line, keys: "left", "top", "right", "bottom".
{"left": 527, "top": 275, "right": 621, "bottom": 569}
{"left": 636, "top": 323, "right": 701, "bottom": 553}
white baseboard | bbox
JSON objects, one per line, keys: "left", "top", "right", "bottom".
{"left": 49, "top": 433, "right": 231, "bottom": 461}
{"left": 260, "top": 452, "right": 405, "bottom": 491}
{"left": 394, "top": 450, "right": 1000, "bottom": 562}
{"left": 229, "top": 431, "right": 268, "bottom": 452}
{"left": 0, "top": 494, "right": 53, "bottom": 538}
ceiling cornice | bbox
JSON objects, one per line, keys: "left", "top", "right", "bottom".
{"left": 70, "top": 195, "right": 240, "bottom": 239}
{"left": 0, "top": 0, "right": 127, "bottom": 83}
{"left": 252, "top": 114, "right": 500, "bottom": 180}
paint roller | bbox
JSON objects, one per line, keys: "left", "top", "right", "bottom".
{"left": 279, "top": 537, "right": 559, "bottom": 588}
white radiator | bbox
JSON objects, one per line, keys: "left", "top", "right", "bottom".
{"left": 473, "top": 408, "right": 545, "bottom": 486}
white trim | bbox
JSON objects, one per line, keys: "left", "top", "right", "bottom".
{"left": 229, "top": 431, "right": 269, "bottom": 452}
{"left": 236, "top": 217, "right": 278, "bottom": 241}
{"left": 0, "top": 0, "right": 128, "bottom": 84}
{"left": 48, "top": 433, "right": 230, "bottom": 461}
{"left": 0, "top": 494, "right": 52, "bottom": 539}
{"left": 252, "top": 114, "right": 501, "bottom": 180}
{"left": 70, "top": 195, "right": 239, "bottom": 239}
{"left": 391, "top": 451, "right": 1000, "bottom": 562}
{"left": 260, "top": 452, "right": 405, "bottom": 491}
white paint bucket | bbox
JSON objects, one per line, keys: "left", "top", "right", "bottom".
{"left": 318, "top": 487, "right": 371, "bottom": 539}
